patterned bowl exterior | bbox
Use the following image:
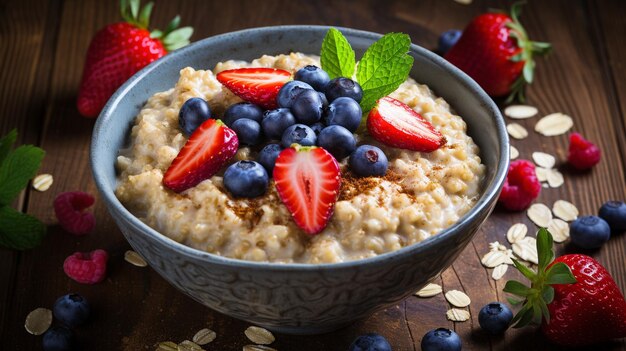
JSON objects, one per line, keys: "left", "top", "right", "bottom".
{"left": 92, "top": 26, "right": 508, "bottom": 335}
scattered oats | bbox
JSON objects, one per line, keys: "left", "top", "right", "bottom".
{"left": 548, "top": 219, "right": 570, "bottom": 243}
{"left": 243, "top": 346, "right": 278, "bottom": 351}
{"left": 24, "top": 308, "right": 52, "bottom": 335}
{"left": 504, "top": 249, "right": 515, "bottom": 265}
{"left": 445, "top": 290, "right": 471, "bottom": 308}
{"left": 415, "top": 283, "right": 443, "bottom": 297}
{"left": 542, "top": 183, "right": 549, "bottom": 188}
{"left": 552, "top": 200, "right": 578, "bottom": 221}
{"left": 32, "top": 174, "right": 53, "bottom": 192}
{"left": 527, "top": 203, "right": 552, "bottom": 227}
{"left": 504, "top": 105, "right": 538, "bottom": 119}
{"left": 492, "top": 264, "right": 508, "bottom": 280}
{"left": 535, "top": 113, "right": 573, "bottom": 136}
{"left": 547, "top": 169, "right": 564, "bottom": 188}
{"left": 510, "top": 145, "right": 519, "bottom": 159}
{"left": 535, "top": 167, "right": 549, "bottom": 182}
{"left": 124, "top": 250, "right": 148, "bottom": 267}
{"left": 513, "top": 237, "right": 538, "bottom": 264}
{"left": 507, "top": 223, "right": 528, "bottom": 244}
{"left": 157, "top": 341, "right": 179, "bottom": 351}
{"left": 244, "top": 326, "right": 275, "bottom": 345}
{"left": 488, "top": 241, "right": 501, "bottom": 251}
{"left": 532, "top": 152, "right": 556, "bottom": 169}
{"left": 507, "top": 123, "right": 529, "bottom": 139}
{"left": 178, "top": 340, "right": 204, "bottom": 351}
{"left": 192, "top": 328, "right": 216, "bottom": 345}
{"left": 446, "top": 308, "right": 471, "bottom": 322}
{"left": 481, "top": 250, "right": 509, "bottom": 268}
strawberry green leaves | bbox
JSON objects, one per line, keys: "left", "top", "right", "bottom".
{"left": 320, "top": 28, "right": 356, "bottom": 80}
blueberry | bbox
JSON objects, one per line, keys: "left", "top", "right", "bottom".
{"left": 325, "top": 97, "right": 362, "bottom": 132}
{"left": 421, "top": 328, "right": 462, "bottom": 351}
{"left": 223, "top": 102, "right": 263, "bottom": 126}
{"left": 281, "top": 124, "right": 317, "bottom": 148}
{"left": 349, "top": 145, "right": 388, "bottom": 177}
{"left": 42, "top": 326, "right": 75, "bottom": 351}
{"left": 478, "top": 302, "right": 513, "bottom": 334}
{"left": 262, "top": 108, "right": 296, "bottom": 140}
{"left": 317, "top": 125, "right": 356, "bottom": 160}
{"left": 179, "top": 97, "right": 211, "bottom": 135}
{"left": 294, "top": 65, "right": 331, "bottom": 91}
{"left": 598, "top": 201, "right": 626, "bottom": 232}
{"left": 437, "top": 30, "right": 462, "bottom": 55}
{"left": 318, "top": 92, "right": 329, "bottom": 112}
{"left": 325, "top": 77, "right": 363, "bottom": 103}
{"left": 52, "top": 293, "right": 90, "bottom": 328}
{"left": 258, "top": 143, "right": 283, "bottom": 175}
{"left": 347, "top": 333, "right": 392, "bottom": 351}
{"left": 570, "top": 215, "right": 611, "bottom": 249}
{"left": 277, "top": 80, "right": 314, "bottom": 108}
{"left": 223, "top": 161, "right": 269, "bottom": 198}
{"left": 310, "top": 122, "right": 325, "bottom": 135}
{"left": 291, "top": 89, "right": 323, "bottom": 125}
{"left": 231, "top": 118, "right": 262, "bottom": 146}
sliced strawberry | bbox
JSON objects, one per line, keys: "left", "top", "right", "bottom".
{"left": 163, "top": 119, "right": 238, "bottom": 193}
{"left": 367, "top": 97, "right": 446, "bottom": 152}
{"left": 273, "top": 145, "right": 341, "bottom": 235}
{"left": 216, "top": 68, "right": 291, "bottom": 110}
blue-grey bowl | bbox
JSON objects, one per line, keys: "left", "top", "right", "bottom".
{"left": 91, "top": 25, "right": 509, "bottom": 334}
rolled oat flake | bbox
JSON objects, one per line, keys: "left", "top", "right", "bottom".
{"left": 244, "top": 326, "right": 275, "bottom": 345}
{"left": 178, "top": 340, "right": 204, "bottom": 351}
{"left": 446, "top": 308, "right": 470, "bottom": 322}
{"left": 445, "top": 290, "right": 471, "bottom": 308}
{"left": 192, "top": 328, "right": 216, "bottom": 345}
{"left": 24, "top": 307, "right": 53, "bottom": 335}
{"left": 32, "top": 174, "right": 53, "bottom": 192}
{"left": 243, "top": 345, "right": 278, "bottom": 351}
{"left": 157, "top": 341, "right": 178, "bottom": 351}
{"left": 124, "top": 250, "right": 148, "bottom": 267}
{"left": 415, "top": 283, "right": 443, "bottom": 298}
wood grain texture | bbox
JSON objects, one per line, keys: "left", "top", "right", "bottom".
{"left": 1, "top": 0, "right": 625, "bottom": 350}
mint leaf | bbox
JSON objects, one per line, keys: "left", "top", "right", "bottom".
{"left": 0, "top": 205, "right": 46, "bottom": 250}
{"left": 356, "top": 33, "right": 413, "bottom": 112}
{"left": 0, "top": 129, "right": 17, "bottom": 164}
{"left": 320, "top": 28, "right": 356, "bottom": 79}
{"left": 0, "top": 145, "right": 45, "bottom": 206}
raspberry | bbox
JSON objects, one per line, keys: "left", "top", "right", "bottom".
{"left": 63, "top": 249, "right": 108, "bottom": 284}
{"left": 54, "top": 191, "right": 96, "bottom": 235}
{"left": 498, "top": 159, "right": 541, "bottom": 211}
{"left": 568, "top": 132, "right": 601, "bottom": 170}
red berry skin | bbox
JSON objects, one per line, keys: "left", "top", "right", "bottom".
{"left": 53, "top": 191, "right": 96, "bottom": 236}
{"left": 498, "top": 159, "right": 541, "bottom": 211}
{"left": 542, "top": 254, "right": 626, "bottom": 346}
{"left": 77, "top": 23, "right": 166, "bottom": 117}
{"left": 567, "top": 132, "right": 601, "bottom": 170}
{"left": 63, "top": 249, "right": 109, "bottom": 284}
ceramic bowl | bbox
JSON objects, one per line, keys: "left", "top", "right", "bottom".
{"left": 91, "top": 25, "right": 508, "bottom": 334}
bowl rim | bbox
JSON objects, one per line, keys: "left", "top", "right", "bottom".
{"left": 91, "top": 24, "right": 509, "bottom": 271}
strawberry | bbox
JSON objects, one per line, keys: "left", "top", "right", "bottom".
{"left": 505, "top": 229, "right": 626, "bottom": 347}
{"left": 77, "top": 0, "right": 193, "bottom": 117}
{"left": 444, "top": 3, "right": 551, "bottom": 102}
{"left": 273, "top": 145, "right": 341, "bottom": 235}
{"left": 367, "top": 97, "right": 445, "bottom": 152}
{"left": 163, "top": 119, "right": 238, "bottom": 193}
{"left": 216, "top": 68, "right": 292, "bottom": 110}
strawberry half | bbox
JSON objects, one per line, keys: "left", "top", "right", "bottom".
{"left": 163, "top": 119, "right": 238, "bottom": 193}
{"left": 216, "top": 68, "right": 292, "bottom": 110}
{"left": 273, "top": 145, "right": 341, "bottom": 235}
{"left": 367, "top": 97, "right": 445, "bottom": 152}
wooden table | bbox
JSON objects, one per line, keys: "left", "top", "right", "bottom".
{"left": 1, "top": 0, "right": 625, "bottom": 349}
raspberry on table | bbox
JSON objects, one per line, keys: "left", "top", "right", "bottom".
{"left": 498, "top": 159, "right": 541, "bottom": 211}
{"left": 63, "top": 249, "right": 109, "bottom": 284}
{"left": 53, "top": 191, "right": 96, "bottom": 235}
{"left": 567, "top": 132, "right": 601, "bottom": 170}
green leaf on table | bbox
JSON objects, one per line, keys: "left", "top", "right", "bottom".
{"left": 0, "top": 129, "right": 17, "bottom": 164}
{"left": 0, "top": 205, "right": 46, "bottom": 250}
{"left": 356, "top": 32, "right": 413, "bottom": 112}
{"left": 0, "top": 145, "right": 45, "bottom": 206}
{"left": 320, "top": 28, "right": 356, "bottom": 80}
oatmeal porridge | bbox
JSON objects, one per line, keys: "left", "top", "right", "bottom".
{"left": 115, "top": 52, "right": 485, "bottom": 264}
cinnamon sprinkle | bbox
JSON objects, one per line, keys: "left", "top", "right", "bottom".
{"left": 339, "top": 170, "right": 404, "bottom": 202}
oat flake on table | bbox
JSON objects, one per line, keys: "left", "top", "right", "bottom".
{"left": 124, "top": 250, "right": 148, "bottom": 267}
{"left": 24, "top": 307, "right": 52, "bottom": 335}
{"left": 504, "top": 105, "right": 538, "bottom": 119}
{"left": 547, "top": 169, "right": 564, "bottom": 188}
{"left": 156, "top": 341, "right": 178, "bottom": 351}
{"left": 510, "top": 145, "right": 519, "bottom": 160}
{"left": 527, "top": 203, "right": 553, "bottom": 227}
{"left": 507, "top": 223, "right": 528, "bottom": 244}
{"left": 415, "top": 283, "right": 443, "bottom": 297}
{"left": 243, "top": 345, "right": 278, "bottom": 351}
{"left": 548, "top": 218, "right": 570, "bottom": 243}
{"left": 245, "top": 326, "right": 275, "bottom": 345}
{"left": 532, "top": 152, "right": 556, "bottom": 169}
{"left": 552, "top": 200, "right": 578, "bottom": 221}
{"left": 492, "top": 264, "right": 509, "bottom": 280}
{"left": 481, "top": 250, "right": 509, "bottom": 268}
{"left": 535, "top": 113, "right": 574, "bottom": 136}
{"left": 513, "top": 237, "right": 538, "bottom": 264}
{"left": 535, "top": 167, "right": 549, "bottom": 182}
{"left": 178, "top": 340, "right": 204, "bottom": 351}
{"left": 445, "top": 290, "right": 471, "bottom": 308}
{"left": 192, "top": 328, "right": 216, "bottom": 345}
{"left": 446, "top": 308, "right": 471, "bottom": 322}
{"left": 32, "top": 174, "right": 53, "bottom": 192}
{"left": 507, "top": 123, "right": 529, "bottom": 139}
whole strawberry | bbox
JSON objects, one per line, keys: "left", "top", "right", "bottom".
{"left": 77, "top": 0, "right": 192, "bottom": 117}
{"left": 445, "top": 3, "right": 551, "bottom": 102}
{"left": 505, "top": 229, "right": 626, "bottom": 347}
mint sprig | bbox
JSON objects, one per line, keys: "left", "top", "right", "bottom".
{"left": 320, "top": 28, "right": 356, "bottom": 80}
{"left": 0, "top": 129, "right": 46, "bottom": 250}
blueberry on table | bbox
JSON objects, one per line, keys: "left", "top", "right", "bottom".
{"left": 598, "top": 201, "right": 626, "bottom": 232}
{"left": 570, "top": 215, "right": 611, "bottom": 249}
{"left": 224, "top": 161, "right": 269, "bottom": 198}
{"left": 231, "top": 118, "right": 263, "bottom": 146}
{"left": 347, "top": 333, "right": 392, "bottom": 351}
{"left": 52, "top": 293, "right": 90, "bottom": 328}
{"left": 325, "top": 77, "right": 363, "bottom": 103}
{"left": 42, "top": 326, "right": 75, "bottom": 351}
{"left": 317, "top": 125, "right": 356, "bottom": 160}
{"left": 325, "top": 97, "right": 362, "bottom": 133}
{"left": 257, "top": 143, "right": 283, "bottom": 174}
{"left": 437, "top": 29, "right": 462, "bottom": 55}
{"left": 294, "top": 65, "right": 331, "bottom": 91}
{"left": 179, "top": 97, "right": 211, "bottom": 135}
{"left": 291, "top": 89, "right": 323, "bottom": 125}
{"left": 421, "top": 328, "right": 462, "bottom": 351}
{"left": 478, "top": 302, "right": 513, "bottom": 334}
{"left": 262, "top": 108, "right": 296, "bottom": 140}
{"left": 281, "top": 124, "right": 317, "bottom": 148}
{"left": 277, "top": 80, "right": 313, "bottom": 108}
{"left": 223, "top": 102, "right": 264, "bottom": 126}
{"left": 349, "top": 145, "right": 388, "bottom": 177}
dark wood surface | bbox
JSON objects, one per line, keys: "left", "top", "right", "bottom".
{"left": 1, "top": 0, "right": 625, "bottom": 350}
